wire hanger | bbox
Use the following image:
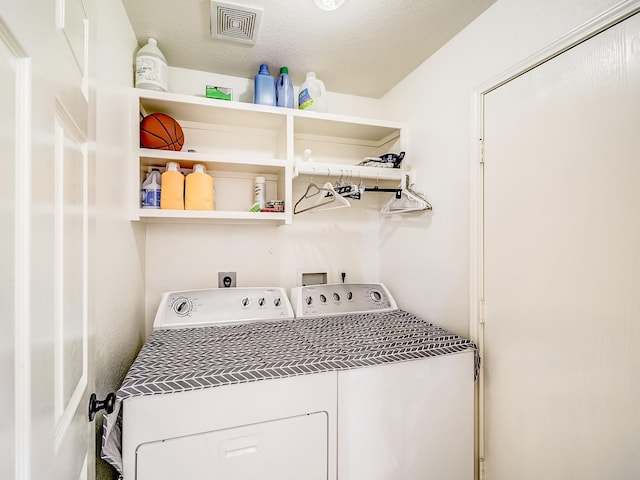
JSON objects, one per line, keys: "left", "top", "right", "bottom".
{"left": 294, "top": 174, "right": 351, "bottom": 214}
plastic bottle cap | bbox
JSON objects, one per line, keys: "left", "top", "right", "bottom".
{"left": 306, "top": 72, "right": 317, "bottom": 79}
{"left": 166, "top": 161, "right": 180, "bottom": 172}
{"left": 259, "top": 64, "right": 270, "bottom": 75}
{"left": 280, "top": 67, "right": 289, "bottom": 74}
{"left": 255, "top": 176, "right": 265, "bottom": 183}
{"left": 193, "top": 164, "right": 206, "bottom": 173}
{"left": 148, "top": 38, "right": 158, "bottom": 46}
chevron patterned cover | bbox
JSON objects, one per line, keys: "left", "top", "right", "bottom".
{"left": 101, "top": 309, "right": 478, "bottom": 475}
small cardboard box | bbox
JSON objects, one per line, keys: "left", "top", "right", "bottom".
{"left": 205, "top": 86, "right": 233, "bottom": 101}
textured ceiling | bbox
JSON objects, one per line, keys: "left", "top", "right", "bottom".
{"left": 122, "top": 0, "right": 496, "bottom": 98}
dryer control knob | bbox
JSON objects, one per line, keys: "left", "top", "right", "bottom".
{"left": 171, "top": 297, "right": 193, "bottom": 317}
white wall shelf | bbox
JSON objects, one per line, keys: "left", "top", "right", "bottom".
{"left": 130, "top": 89, "right": 405, "bottom": 225}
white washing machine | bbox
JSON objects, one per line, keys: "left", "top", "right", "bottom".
{"left": 291, "top": 283, "right": 476, "bottom": 480}
{"left": 101, "top": 284, "right": 477, "bottom": 480}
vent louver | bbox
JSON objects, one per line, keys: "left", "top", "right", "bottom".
{"left": 210, "top": 1, "right": 262, "bottom": 45}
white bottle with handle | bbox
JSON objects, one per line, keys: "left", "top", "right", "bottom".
{"left": 135, "top": 38, "right": 168, "bottom": 92}
{"left": 298, "top": 72, "right": 327, "bottom": 112}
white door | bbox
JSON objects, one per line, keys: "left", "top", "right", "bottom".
{"left": 0, "top": 0, "right": 95, "bottom": 478}
{"left": 483, "top": 11, "right": 640, "bottom": 480}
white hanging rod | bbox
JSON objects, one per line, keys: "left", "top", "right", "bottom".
{"left": 293, "top": 161, "right": 404, "bottom": 181}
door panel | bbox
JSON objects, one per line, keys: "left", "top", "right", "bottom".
{"left": 0, "top": 21, "right": 20, "bottom": 480}
{"left": 1, "top": 0, "right": 95, "bottom": 478}
{"left": 483, "top": 12, "right": 640, "bottom": 480}
{"left": 52, "top": 1, "right": 94, "bottom": 476}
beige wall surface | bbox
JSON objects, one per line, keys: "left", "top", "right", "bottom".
{"left": 94, "top": 1, "right": 145, "bottom": 479}
{"left": 379, "top": 0, "right": 622, "bottom": 335}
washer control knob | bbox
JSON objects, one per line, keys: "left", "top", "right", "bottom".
{"left": 171, "top": 297, "right": 193, "bottom": 317}
{"left": 242, "top": 297, "right": 250, "bottom": 307}
{"left": 369, "top": 289, "right": 383, "bottom": 303}
{"left": 347, "top": 291, "right": 353, "bottom": 300}
{"left": 274, "top": 297, "right": 281, "bottom": 307}
{"left": 305, "top": 296, "right": 313, "bottom": 306}
{"left": 258, "top": 297, "right": 266, "bottom": 307}
{"left": 320, "top": 294, "right": 327, "bottom": 303}
{"left": 333, "top": 293, "right": 341, "bottom": 302}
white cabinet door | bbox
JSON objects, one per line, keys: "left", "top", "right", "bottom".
{"left": 483, "top": 11, "right": 640, "bottom": 480}
{"left": 0, "top": 0, "right": 96, "bottom": 478}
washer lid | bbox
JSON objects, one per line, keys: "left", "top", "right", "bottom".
{"left": 153, "top": 287, "right": 294, "bottom": 329}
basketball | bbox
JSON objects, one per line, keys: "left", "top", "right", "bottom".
{"left": 140, "top": 113, "right": 184, "bottom": 151}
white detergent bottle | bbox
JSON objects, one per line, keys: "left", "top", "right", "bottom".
{"left": 298, "top": 72, "right": 327, "bottom": 112}
{"left": 135, "top": 38, "right": 168, "bottom": 92}
{"left": 141, "top": 168, "right": 161, "bottom": 208}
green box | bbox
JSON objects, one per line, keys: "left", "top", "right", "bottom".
{"left": 205, "top": 86, "right": 232, "bottom": 101}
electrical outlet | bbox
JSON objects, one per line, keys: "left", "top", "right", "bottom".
{"left": 218, "top": 272, "right": 236, "bottom": 288}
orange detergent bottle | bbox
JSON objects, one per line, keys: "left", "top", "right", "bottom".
{"left": 160, "top": 161, "right": 184, "bottom": 209}
{"left": 185, "top": 164, "right": 215, "bottom": 210}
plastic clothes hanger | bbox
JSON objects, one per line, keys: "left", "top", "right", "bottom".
{"left": 294, "top": 181, "right": 351, "bottom": 214}
{"left": 381, "top": 175, "right": 432, "bottom": 214}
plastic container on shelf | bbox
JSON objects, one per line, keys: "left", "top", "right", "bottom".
{"left": 160, "top": 161, "right": 184, "bottom": 210}
{"left": 254, "top": 176, "right": 266, "bottom": 210}
{"left": 253, "top": 64, "right": 276, "bottom": 106}
{"left": 298, "top": 72, "right": 327, "bottom": 112}
{"left": 276, "top": 67, "right": 294, "bottom": 108}
{"left": 141, "top": 168, "right": 162, "bottom": 208}
{"left": 135, "top": 38, "right": 168, "bottom": 92}
{"left": 185, "top": 164, "right": 215, "bottom": 210}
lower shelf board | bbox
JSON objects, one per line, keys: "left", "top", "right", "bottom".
{"left": 134, "top": 208, "right": 290, "bottom": 225}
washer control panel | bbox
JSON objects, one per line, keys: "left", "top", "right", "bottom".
{"left": 154, "top": 287, "right": 294, "bottom": 329}
{"left": 290, "top": 283, "right": 397, "bottom": 318}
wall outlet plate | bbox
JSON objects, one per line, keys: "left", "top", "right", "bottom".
{"left": 218, "top": 271, "right": 237, "bottom": 288}
{"left": 299, "top": 271, "right": 327, "bottom": 286}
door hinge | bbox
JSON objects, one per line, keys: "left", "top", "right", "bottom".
{"left": 479, "top": 298, "right": 486, "bottom": 325}
{"left": 480, "top": 138, "right": 485, "bottom": 164}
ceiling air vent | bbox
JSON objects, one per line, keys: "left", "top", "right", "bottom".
{"left": 210, "top": 1, "right": 262, "bottom": 45}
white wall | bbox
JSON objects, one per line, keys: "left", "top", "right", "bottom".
{"left": 94, "top": 2, "right": 145, "bottom": 479}
{"left": 379, "top": 0, "right": 622, "bottom": 336}
{"left": 168, "top": 66, "right": 384, "bottom": 119}
{"left": 143, "top": 201, "right": 385, "bottom": 332}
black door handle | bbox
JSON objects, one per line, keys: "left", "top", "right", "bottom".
{"left": 88, "top": 392, "right": 116, "bottom": 421}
